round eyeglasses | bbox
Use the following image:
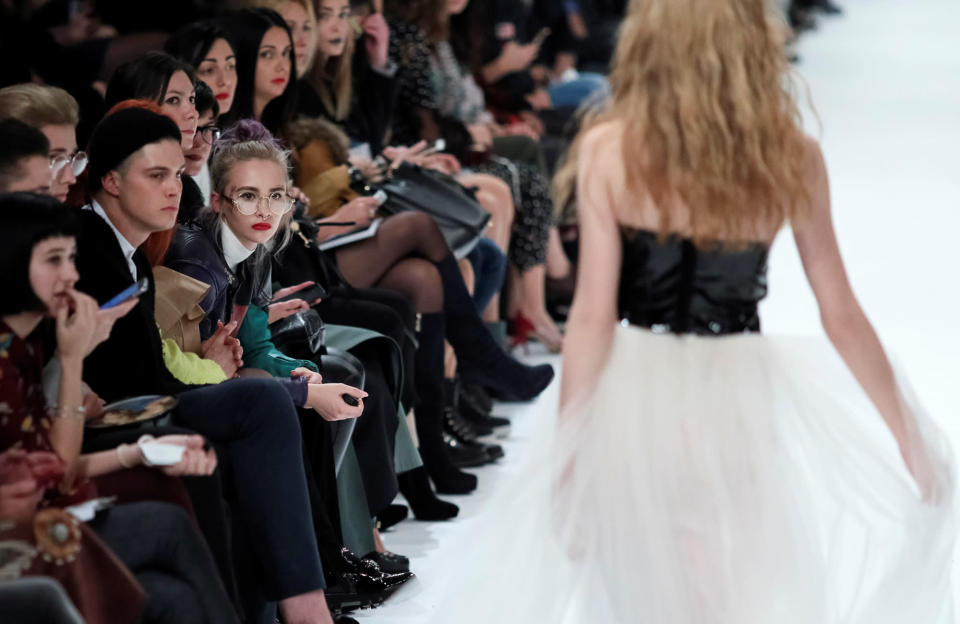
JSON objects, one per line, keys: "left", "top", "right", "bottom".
{"left": 229, "top": 190, "right": 293, "bottom": 216}
{"left": 198, "top": 124, "right": 221, "bottom": 145}
{"left": 50, "top": 151, "right": 88, "bottom": 180}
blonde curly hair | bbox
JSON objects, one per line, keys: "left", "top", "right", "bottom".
{"left": 555, "top": 0, "right": 810, "bottom": 245}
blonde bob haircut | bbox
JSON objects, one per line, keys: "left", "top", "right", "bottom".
{"left": 555, "top": 0, "right": 810, "bottom": 245}
{"left": 0, "top": 84, "right": 80, "bottom": 129}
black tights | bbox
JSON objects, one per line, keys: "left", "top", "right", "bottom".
{"left": 334, "top": 212, "right": 448, "bottom": 313}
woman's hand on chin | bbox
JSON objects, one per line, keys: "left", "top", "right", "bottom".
{"left": 56, "top": 289, "right": 100, "bottom": 362}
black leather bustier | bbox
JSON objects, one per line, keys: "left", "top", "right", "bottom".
{"left": 618, "top": 229, "right": 769, "bottom": 336}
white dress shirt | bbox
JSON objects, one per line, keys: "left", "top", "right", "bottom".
{"left": 85, "top": 200, "right": 139, "bottom": 281}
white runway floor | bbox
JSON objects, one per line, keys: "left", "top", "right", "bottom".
{"left": 363, "top": 0, "right": 960, "bottom": 620}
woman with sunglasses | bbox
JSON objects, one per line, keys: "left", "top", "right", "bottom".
{"left": 0, "top": 84, "right": 88, "bottom": 204}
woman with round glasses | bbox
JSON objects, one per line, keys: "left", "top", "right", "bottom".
{"left": 0, "top": 84, "right": 87, "bottom": 204}
{"left": 165, "top": 121, "right": 367, "bottom": 418}
{"left": 163, "top": 121, "right": 421, "bottom": 605}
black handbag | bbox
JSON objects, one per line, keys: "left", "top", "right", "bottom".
{"left": 273, "top": 203, "right": 352, "bottom": 291}
{"left": 377, "top": 162, "right": 491, "bottom": 258}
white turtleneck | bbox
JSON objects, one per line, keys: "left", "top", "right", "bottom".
{"left": 220, "top": 220, "right": 256, "bottom": 272}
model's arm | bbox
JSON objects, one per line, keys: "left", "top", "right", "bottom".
{"left": 559, "top": 124, "right": 623, "bottom": 412}
{"left": 793, "top": 138, "right": 914, "bottom": 468}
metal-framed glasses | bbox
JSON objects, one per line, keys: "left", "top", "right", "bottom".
{"left": 229, "top": 190, "right": 293, "bottom": 216}
{"left": 50, "top": 151, "right": 88, "bottom": 180}
{"left": 198, "top": 124, "right": 221, "bottom": 145}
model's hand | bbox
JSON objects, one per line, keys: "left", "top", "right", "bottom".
{"left": 291, "top": 367, "right": 323, "bottom": 385}
{"left": 56, "top": 289, "right": 100, "bottom": 361}
{"left": 305, "top": 383, "right": 367, "bottom": 421}
{"left": 362, "top": 13, "right": 390, "bottom": 70}
{"left": 899, "top": 439, "right": 943, "bottom": 504}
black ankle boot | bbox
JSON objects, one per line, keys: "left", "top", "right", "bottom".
{"left": 414, "top": 313, "right": 478, "bottom": 494}
{"left": 397, "top": 467, "right": 460, "bottom": 520}
{"left": 376, "top": 504, "right": 409, "bottom": 531}
{"left": 454, "top": 376, "right": 511, "bottom": 439}
{"left": 434, "top": 255, "right": 555, "bottom": 401}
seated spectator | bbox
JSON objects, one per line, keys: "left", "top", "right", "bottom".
{"left": 184, "top": 81, "right": 220, "bottom": 206}
{"left": 72, "top": 106, "right": 338, "bottom": 624}
{"left": 164, "top": 21, "right": 238, "bottom": 118}
{"left": 0, "top": 84, "right": 86, "bottom": 203}
{"left": 217, "top": 8, "right": 298, "bottom": 134}
{"left": 0, "top": 192, "right": 236, "bottom": 623}
{"left": 386, "top": 0, "right": 569, "bottom": 351}
{"left": 0, "top": 120, "right": 55, "bottom": 195}
{"left": 102, "top": 52, "right": 204, "bottom": 222}
{"left": 165, "top": 120, "right": 427, "bottom": 564}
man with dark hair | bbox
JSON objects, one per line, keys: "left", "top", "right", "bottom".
{"left": 0, "top": 119, "right": 52, "bottom": 194}
{"left": 73, "top": 107, "right": 339, "bottom": 624}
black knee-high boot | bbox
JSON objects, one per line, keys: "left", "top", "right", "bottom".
{"left": 414, "top": 313, "right": 478, "bottom": 494}
{"left": 434, "top": 255, "right": 554, "bottom": 400}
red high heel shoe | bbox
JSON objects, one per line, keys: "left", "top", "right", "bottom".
{"left": 509, "top": 312, "right": 563, "bottom": 354}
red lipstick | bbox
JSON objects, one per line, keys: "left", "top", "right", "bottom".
{"left": 216, "top": 92, "right": 230, "bottom": 101}
{"left": 252, "top": 223, "right": 272, "bottom": 231}
{"left": 271, "top": 77, "right": 287, "bottom": 86}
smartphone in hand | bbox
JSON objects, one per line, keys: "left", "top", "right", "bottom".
{"left": 100, "top": 277, "right": 149, "bottom": 310}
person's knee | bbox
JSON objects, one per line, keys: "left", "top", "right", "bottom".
{"left": 118, "top": 501, "right": 193, "bottom": 536}
{"left": 391, "top": 259, "right": 443, "bottom": 310}
{"left": 229, "top": 378, "right": 301, "bottom": 436}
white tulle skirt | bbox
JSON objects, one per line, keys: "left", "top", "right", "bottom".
{"left": 435, "top": 324, "right": 957, "bottom": 623}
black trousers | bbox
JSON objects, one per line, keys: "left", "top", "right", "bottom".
{"left": 173, "top": 379, "right": 325, "bottom": 623}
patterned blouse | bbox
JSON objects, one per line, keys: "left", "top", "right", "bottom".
{"left": 0, "top": 320, "right": 93, "bottom": 505}
{"left": 387, "top": 19, "right": 439, "bottom": 146}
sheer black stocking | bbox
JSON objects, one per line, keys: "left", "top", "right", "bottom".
{"left": 334, "top": 212, "right": 449, "bottom": 313}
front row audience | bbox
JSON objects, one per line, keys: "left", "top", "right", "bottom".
{"left": 0, "top": 0, "right": 650, "bottom": 618}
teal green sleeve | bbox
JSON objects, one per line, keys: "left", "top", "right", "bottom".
{"left": 236, "top": 305, "right": 318, "bottom": 377}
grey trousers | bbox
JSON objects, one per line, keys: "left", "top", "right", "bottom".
{"left": 90, "top": 501, "right": 239, "bottom": 624}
